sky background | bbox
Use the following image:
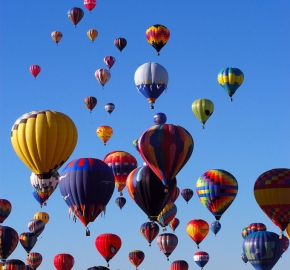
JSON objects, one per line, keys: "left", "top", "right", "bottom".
{"left": 0, "top": 0, "right": 290, "bottom": 269}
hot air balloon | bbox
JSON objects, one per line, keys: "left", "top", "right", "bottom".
{"left": 67, "top": 7, "right": 84, "bottom": 27}
{"left": 30, "top": 172, "right": 59, "bottom": 207}
{"left": 126, "top": 165, "right": 177, "bottom": 221}
{"left": 115, "top": 197, "right": 126, "bottom": 210}
{"left": 114, "top": 38, "right": 127, "bottom": 52}
{"left": 140, "top": 222, "right": 159, "bottom": 246}
{"left": 59, "top": 158, "right": 115, "bottom": 235}
{"left": 170, "top": 260, "right": 189, "bottom": 270}
{"left": 254, "top": 168, "right": 290, "bottom": 234}
{"left": 96, "top": 126, "right": 113, "bottom": 145}
{"left": 11, "top": 110, "right": 78, "bottom": 179}
{"left": 103, "top": 150, "right": 138, "bottom": 195}
{"left": 169, "top": 187, "right": 180, "bottom": 204}
{"left": 181, "top": 188, "right": 193, "bottom": 204}
{"left": 95, "top": 233, "right": 122, "bottom": 267}
{"left": 191, "top": 99, "right": 214, "bottom": 129}
{"left": 87, "top": 267, "right": 109, "bottom": 270}
{"left": 138, "top": 124, "right": 193, "bottom": 185}
{"left": 53, "top": 253, "right": 74, "bottom": 270}
{"left": 247, "top": 223, "right": 267, "bottom": 236}
{"left": 26, "top": 252, "right": 42, "bottom": 270}
{"left": 104, "top": 103, "right": 115, "bottom": 115}
{"left": 84, "top": 96, "right": 97, "bottom": 113}
{"left": 128, "top": 250, "right": 145, "bottom": 270}
{"left": 241, "top": 253, "right": 248, "bottom": 264}
{"left": 209, "top": 221, "right": 221, "bottom": 236}
{"left": 0, "top": 226, "right": 19, "bottom": 264}
{"left": 196, "top": 169, "right": 238, "bottom": 222}
{"left": 157, "top": 202, "right": 177, "bottom": 231}
{"left": 84, "top": 0, "right": 96, "bottom": 13}
{"left": 104, "top": 56, "right": 116, "bottom": 70}
{"left": 153, "top": 112, "right": 167, "bottom": 125}
{"left": 87, "top": 29, "right": 98, "bottom": 42}
{"left": 241, "top": 227, "right": 248, "bottom": 239}
{"left": 3, "top": 259, "right": 26, "bottom": 269}
{"left": 157, "top": 233, "right": 178, "bottom": 261}
{"left": 28, "top": 220, "right": 45, "bottom": 237}
{"left": 132, "top": 139, "right": 139, "bottom": 153}
{"left": 282, "top": 234, "right": 289, "bottom": 253}
{"left": 134, "top": 62, "right": 168, "bottom": 109}
{"left": 146, "top": 24, "right": 170, "bottom": 55}
{"left": 193, "top": 251, "right": 209, "bottom": 269}
{"left": 32, "top": 189, "right": 46, "bottom": 207}
{"left": 95, "top": 69, "right": 111, "bottom": 89}
{"left": 29, "top": 65, "right": 41, "bottom": 79}
{"left": 33, "top": 212, "right": 49, "bottom": 225}
{"left": 51, "top": 31, "right": 62, "bottom": 45}
{"left": 217, "top": 67, "right": 244, "bottom": 101}
{"left": 0, "top": 199, "right": 12, "bottom": 223}
{"left": 186, "top": 219, "right": 209, "bottom": 248}
{"left": 169, "top": 217, "right": 180, "bottom": 232}
{"left": 19, "top": 232, "right": 37, "bottom": 254}
{"left": 243, "top": 231, "right": 283, "bottom": 270}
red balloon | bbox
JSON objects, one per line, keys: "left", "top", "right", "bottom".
{"left": 84, "top": 0, "right": 96, "bottom": 12}
{"left": 53, "top": 254, "right": 74, "bottom": 270}
{"left": 95, "top": 233, "right": 122, "bottom": 267}
{"left": 169, "top": 187, "right": 180, "bottom": 203}
{"left": 29, "top": 65, "right": 41, "bottom": 79}
{"left": 170, "top": 260, "right": 189, "bottom": 270}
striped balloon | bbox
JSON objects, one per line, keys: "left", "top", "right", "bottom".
{"left": 140, "top": 222, "right": 159, "bottom": 246}
{"left": 3, "top": 259, "right": 26, "bottom": 270}
{"left": 170, "top": 187, "right": 180, "bottom": 203}
{"left": 157, "top": 203, "right": 177, "bottom": 230}
{"left": 0, "top": 225, "right": 19, "bottom": 263}
{"left": 0, "top": 199, "right": 12, "bottom": 223}
{"left": 170, "top": 260, "right": 188, "bottom": 270}
{"left": 67, "top": 7, "right": 84, "bottom": 27}
{"left": 128, "top": 250, "right": 145, "bottom": 269}
{"left": 181, "top": 188, "right": 194, "bottom": 204}
{"left": 169, "top": 218, "right": 180, "bottom": 232}
{"left": 28, "top": 220, "right": 45, "bottom": 237}
{"left": 26, "top": 252, "right": 42, "bottom": 270}
{"left": 95, "top": 69, "right": 111, "bottom": 89}
{"left": 247, "top": 223, "right": 267, "bottom": 236}
{"left": 157, "top": 233, "right": 178, "bottom": 261}
{"left": 193, "top": 251, "right": 209, "bottom": 269}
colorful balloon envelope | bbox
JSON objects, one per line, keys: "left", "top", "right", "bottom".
{"left": 254, "top": 168, "right": 290, "bottom": 232}
{"left": 87, "top": 29, "right": 98, "bottom": 42}
{"left": 53, "top": 253, "right": 74, "bottom": 270}
{"left": 134, "top": 62, "right": 168, "bottom": 109}
{"left": 126, "top": 165, "right": 177, "bottom": 221}
{"left": 26, "top": 252, "right": 42, "bottom": 270}
{"left": 282, "top": 234, "right": 289, "bottom": 253}
{"left": 30, "top": 172, "right": 59, "bottom": 206}
{"left": 95, "top": 233, "right": 122, "bottom": 267}
{"left": 186, "top": 219, "right": 209, "bottom": 248}
{"left": 84, "top": 0, "right": 96, "bottom": 13}
{"left": 138, "top": 124, "right": 193, "bottom": 185}
{"left": 104, "top": 56, "right": 116, "bottom": 70}
{"left": 243, "top": 231, "right": 283, "bottom": 270}
{"left": 33, "top": 212, "right": 49, "bottom": 225}
{"left": 59, "top": 158, "right": 115, "bottom": 232}
{"left": 196, "top": 169, "right": 238, "bottom": 221}
{"left": 3, "top": 259, "right": 26, "bottom": 269}
{"left": 146, "top": 24, "right": 170, "bottom": 55}
{"left": 157, "top": 233, "right": 178, "bottom": 261}
{"left": 157, "top": 202, "right": 177, "bottom": 230}
{"left": 104, "top": 103, "right": 115, "bottom": 115}
{"left": 28, "top": 219, "right": 45, "bottom": 237}
{"left": 95, "top": 69, "right": 111, "bottom": 89}
{"left": 241, "top": 252, "right": 248, "bottom": 264}
{"left": 103, "top": 150, "right": 137, "bottom": 194}
{"left": 115, "top": 197, "right": 126, "bottom": 210}
{"left": 140, "top": 222, "right": 159, "bottom": 246}
{"left": 241, "top": 227, "right": 248, "bottom": 239}
{"left": 67, "top": 7, "right": 84, "bottom": 27}
{"left": 51, "top": 31, "right": 62, "bottom": 45}
{"left": 0, "top": 225, "right": 19, "bottom": 263}
{"left": 181, "top": 188, "right": 193, "bottom": 204}
{"left": 132, "top": 139, "right": 139, "bottom": 153}
{"left": 191, "top": 99, "right": 214, "bottom": 129}
{"left": 114, "top": 37, "right": 127, "bottom": 52}
{"left": 193, "top": 251, "right": 209, "bottom": 269}
{"left": 217, "top": 67, "right": 244, "bottom": 101}
{"left": 0, "top": 199, "right": 12, "bottom": 223}
{"left": 247, "top": 223, "right": 267, "bottom": 236}
{"left": 128, "top": 250, "right": 145, "bottom": 269}
{"left": 170, "top": 260, "right": 189, "bottom": 270}
{"left": 84, "top": 96, "right": 97, "bottom": 112}
{"left": 169, "top": 187, "right": 180, "bottom": 203}
{"left": 209, "top": 221, "right": 221, "bottom": 236}
{"left": 19, "top": 232, "right": 37, "bottom": 254}
{"left": 96, "top": 126, "right": 113, "bottom": 145}
{"left": 11, "top": 110, "right": 78, "bottom": 179}
{"left": 169, "top": 217, "right": 180, "bottom": 232}
{"left": 153, "top": 112, "right": 167, "bottom": 125}
{"left": 31, "top": 188, "right": 47, "bottom": 206}
{"left": 29, "top": 65, "right": 41, "bottom": 79}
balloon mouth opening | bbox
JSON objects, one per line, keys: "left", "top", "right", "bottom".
{"left": 36, "top": 173, "right": 53, "bottom": 179}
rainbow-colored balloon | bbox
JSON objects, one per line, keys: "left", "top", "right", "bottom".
{"left": 146, "top": 24, "right": 170, "bottom": 55}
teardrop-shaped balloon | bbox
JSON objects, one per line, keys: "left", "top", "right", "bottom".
{"left": 28, "top": 220, "right": 45, "bottom": 237}
{"left": 96, "top": 126, "right": 113, "bottom": 145}
{"left": 87, "top": 29, "right": 98, "bottom": 42}
{"left": 156, "top": 233, "right": 178, "bottom": 261}
{"left": 19, "top": 232, "right": 37, "bottom": 254}
{"left": 128, "top": 250, "right": 145, "bottom": 269}
{"left": 115, "top": 197, "right": 126, "bottom": 210}
{"left": 0, "top": 225, "right": 19, "bottom": 264}
{"left": 84, "top": 0, "right": 96, "bottom": 13}
{"left": 84, "top": 96, "right": 97, "bottom": 112}
{"left": 26, "top": 252, "right": 42, "bottom": 270}
{"left": 169, "top": 217, "right": 180, "bottom": 232}
{"left": 241, "top": 252, "right": 248, "bottom": 264}
{"left": 210, "top": 221, "right": 221, "bottom": 236}
{"left": 95, "top": 69, "right": 111, "bottom": 89}
{"left": 67, "top": 7, "right": 84, "bottom": 27}
{"left": 33, "top": 212, "right": 49, "bottom": 225}
{"left": 181, "top": 188, "right": 193, "bottom": 204}
{"left": 104, "top": 103, "right": 115, "bottom": 115}
{"left": 191, "top": 98, "right": 214, "bottom": 128}
{"left": 140, "top": 222, "right": 159, "bottom": 246}
{"left": 29, "top": 65, "right": 41, "bottom": 79}
{"left": 153, "top": 112, "right": 167, "bottom": 125}
{"left": 104, "top": 56, "right": 116, "bottom": 70}
{"left": 114, "top": 38, "right": 127, "bottom": 52}
{"left": 186, "top": 219, "right": 209, "bottom": 248}
{"left": 0, "top": 199, "right": 12, "bottom": 223}
{"left": 193, "top": 251, "right": 209, "bottom": 269}
{"left": 53, "top": 253, "right": 74, "bottom": 270}
{"left": 146, "top": 24, "right": 170, "bottom": 55}
{"left": 51, "top": 31, "right": 63, "bottom": 45}
{"left": 157, "top": 202, "right": 177, "bottom": 230}
{"left": 169, "top": 187, "right": 180, "bottom": 203}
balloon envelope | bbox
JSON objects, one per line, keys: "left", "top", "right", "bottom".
{"left": 170, "top": 260, "right": 188, "bottom": 270}
{"left": 84, "top": 0, "right": 96, "bottom": 12}
{"left": 156, "top": 233, "right": 178, "bottom": 260}
{"left": 140, "top": 222, "right": 159, "bottom": 246}
{"left": 0, "top": 225, "right": 19, "bottom": 263}
{"left": 104, "top": 103, "right": 115, "bottom": 115}
{"left": 193, "top": 251, "right": 209, "bottom": 268}
{"left": 114, "top": 38, "right": 127, "bottom": 52}
{"left": 128, "top": 250, "right": 145, "bottom": 268}
{"left": 0, "top": 199, "right": 12, "bottom": 223}
{"left": 53, "top": 253, "right": 74, "bottom": 270}
{"left": 95, "top": 69, "right": 111, "bottom": 88}
{"left": 67, "top": 7, "right": 84, "bottom": 27}
{"left": 186, "top": 219, "right": 209, "bottom": 248}
{"left": 96, "top": 126, "right": 113, "bottom": 145}
{"left": 29, "top": 65, "right": 41, "bottom": 78}
{"left": 33, "top": 212, "right": 49, "bottom": 225}
{"left": 191, "top": 99, "right": 214, "bottom": 128}
{"left": 181, "top": 188, "right": 193, "bottom": 203}
{"left": 3, "top": 259, "right": 26, "bottom": 269}
{"left": 153, "top": 112, "right": 167, "bottom": 125}
{"left": 146, "top": 24, "right": 170, "bottom": 55}
{"left": 19, "top": 232, "right": 37, "bottom": 253}
{"left": 87, "top": 29, "right": 98, "bottom": 42}
{"left": 26, "top": 252, "right": 42, "bottom": 270}
{"left": 51, "top": 31, "right": 62, "bottom": 44}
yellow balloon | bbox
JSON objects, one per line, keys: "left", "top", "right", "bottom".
{"left": 11, "top": 110, "right": 78, "bottom": 178}
{"left": 96, "top": 125, "right": 113, "bottom": 145}
{"left": 191, "top": 98, "right": 214, "bottom": 128}
{"left": 34, "top": 211, "right": 49, "bottom": 225}
{"left": 51, "top": 31, "right": 63, "bottom": 45}
{"left": 87, "top": 29, "right": 98, "bottom": 42}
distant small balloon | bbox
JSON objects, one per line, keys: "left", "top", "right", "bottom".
{"left": 104, "top": 56, "right": 116, "bottom": 70}
{"left": 84, "top": 0, "right": 97, "bottom": 13}
{"left": 114, "top": 38, "right": 127, "bottom": 52}
{"left": 104, "top": 103, "right": 115, "bottom": 115}
{"left": 29, "top": 65, "right": 41, "bottom": 79}
{"left": 153, "top": 112, "right": 167, "bottom": 125}
{"left": 51, "top": 31, "right": 63, "bottom": 45}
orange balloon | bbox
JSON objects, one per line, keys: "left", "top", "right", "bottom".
{"left": 186, "top": 219, "right": 209, "bottom": 248}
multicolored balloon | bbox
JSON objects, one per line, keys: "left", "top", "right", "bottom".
{"left": 170, "top": 260, "right": 188, "bottom": 270}
{"left": 3, "top": 259, "right": 26, "bottom": 269}
{"left": 104, "top": 56, "right": 116, "bottom": 70}
{"left": 128, "top": 250, "right": 145, "bottom": 269}
{"left": 247, "top": 223, "right": 267, "bottom": 236}
{"left": 140, "top": 222, "right": 159, "bottom": 246}
{"left": 0, "top": 199, "right": 12, "bottom": 223}
{"left": 104, "top": 103, "right": 115, "bottom": 115}
{"left": 157, "top": 202, "right": 177, "bottom": 230}
{"left": 29, "top": 65, "right": 41, "bottom": 79}
{"left": 115, "top": 197, "right": 126, "bottom": 210}
{"left": 84, "top": 0, "right": 96, "bottom": 13}
{"left": 67, "top": 7, "right": 84, "bottom": 27}
{"left": 146, "top": 24, "right": 170, "bottom": 55}
{"left": 193, "top": 251, "right": 209, "bottom": 269}
{"left": 186, "top": 219, "right": 209, "bottom": 248}
{"left": 132, "top": 139, "right": 139, "bottom": 153}
{"left": 114, "top": 38, "right": 127, "bottom": 52}
{"left": 196, "top": 169, "right": 238, "bottom": 221}
{"left": 28, "top": 219, "right": 45, "bottom": 237}
{"left": 51, "top": 31, "right": 62, "bottom": 45}
{"left": 95, "top": 69, "right": 111, "bottom": 89}
{"left": 241, "top": 227, "right": 248, "bottom": 239}
{"left": 53, "top": 253, "right": 74, "bottom": 270}
{"left": 26, "top": 252, "right": 42, "bottom": 270}
{"left": 169, "top": 217, "right": 180, "bottom": 232}
{"left": 191, "top": 99, "right": 214, "bottom": 129}
{"left": 84, "top": 96, "right": 97, "bottom": 113}
{"left": 87, "top": 29, "right": 98, "bottom": 42}
{"left": 210, "top": 221, "right": 221, "bottom": 236}
{"left": 153, "top": 112, "right": 167, "bottom": 125}
{"left": 134, "top": 62, "right": 168, "bottom": 109}
{"left": 0, "top": 225, "right": 19, "bottom": 263}
{"left": 96, "top": 126, "right": 113, "bottom": 145}
{"left": 181, "top": 188, "right": 194, "bottom": 204}
{"left": 11, "top": 110, "right": 78, "bottom": 179}
{"left": 138, "top": 124, "right": 193, "bottom": 185}
{"left": 254, "top": 168, "right": 290, "bottom": 233}
{"left": 19, "top": 232, "right": 37, "bottom": 254}
{"left": 217, "top": 67, "right": 244, "bottom": 101}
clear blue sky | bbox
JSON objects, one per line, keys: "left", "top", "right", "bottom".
{"left": 0, "top": 0, "right": 290, "bottom": 269}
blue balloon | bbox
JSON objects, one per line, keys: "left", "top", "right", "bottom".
{"left": 115, "top": 197, "right": 126, "bottom": 210}
{"left": 153, "top": 112, "right": 167, "bottom": 125}
{"left": 32, "top": 189, "right": 46, "bottom": 207}
{"left": 243, "top": 231, "right": 283, "bottom": 270}
{"left": 210, "top": 221, "right": 221, "bottom": 236}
